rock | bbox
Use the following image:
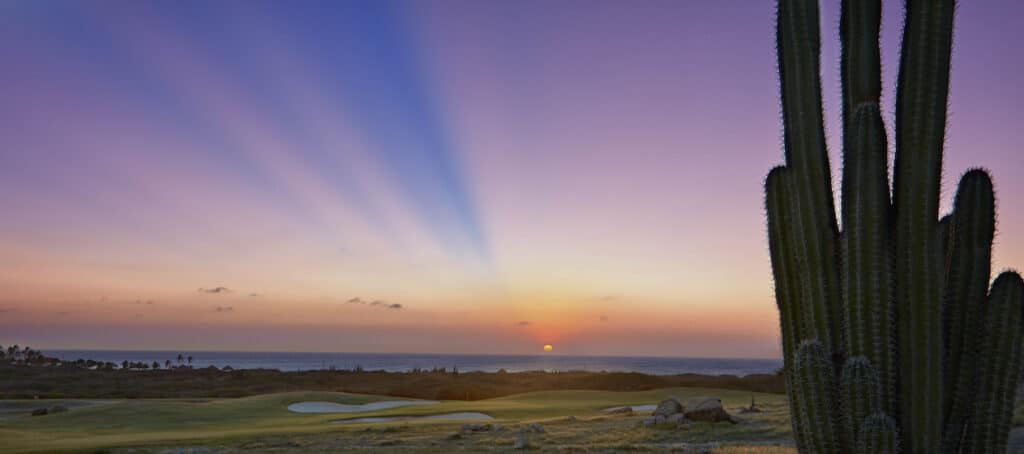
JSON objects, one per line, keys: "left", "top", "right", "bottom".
{"left": 446, "top": 432, "right": 462, "bottom": 440}
{"left": 491, "top": 424, "right": 505, "bottom": 431}
{"left": 666, "top": 413, "right": 690, "bottom": 426}
{"left": 652, "top": 397, "right": 684, "bottom": 417}
{"left": 514, "top": 434, "right": 530, "bottom": 449}
{"left": 526, "top": 422, "right": 546, "bottom": 433}
{"left": 48, "top": 405, "right": 68, "bottom": 414}
{"left": 565, "top": 415, "right": 577, "bottom": 422}
{"left": 684, "top": 397, "right": 734, "bottom": 423}
{"left": 30, "top": 408, "right": 47, "bottom": 416}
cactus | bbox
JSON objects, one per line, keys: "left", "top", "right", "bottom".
{"left": 767, "top": 0, "right": 1023, "bottom": 452}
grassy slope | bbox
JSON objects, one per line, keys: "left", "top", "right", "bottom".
{"left": 0, "top": 388, "right": 791, "bottom": 453}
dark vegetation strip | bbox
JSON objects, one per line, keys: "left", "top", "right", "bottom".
{"left": 0, "top": 364, "right": 785, "bottom": 400}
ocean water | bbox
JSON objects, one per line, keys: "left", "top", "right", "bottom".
{"left": 42, "top": 350, "right": 781, "bottom": 376}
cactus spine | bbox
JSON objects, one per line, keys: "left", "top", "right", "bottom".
{"left": 767, "top": 0, "right": 1023, "bottom": 452}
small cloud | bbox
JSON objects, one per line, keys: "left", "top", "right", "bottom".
{"left": 130, "top": 300, "right": 155, "bottom": 305}
{"left": 249, "top": 293, "right": 262, "bottom": 298}
{"left": 347, "top": 297, "right": 403, "bottom": 310}
{"left": 600, "top": 315, "right": 609, "bottom": 322}
{"left": 215, "top": 306, "right": 234, "bottom": 313}
{"left": 198, "top": 287, "right": 231, "bottom": 294}
{"left": 56, "top": 311, "right": 72, "bottom": 316}
{"left": 0, "top": 307, "right": 15, "bottom": 313}
{"left": 515, "top": 320, "right": 530, "bottom": 327}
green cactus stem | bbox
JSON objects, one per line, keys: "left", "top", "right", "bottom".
{"left": 858, "top": 412, "right": 900, "bottom": 454}
{"left": 892, "top": 1, "right": 955, "bottom": 451}
{"left": 940, "top": 170, "right": 995, "bottom": 453}
{"left": 776, "top": 0, "right": 842, "bottom": 353}
{"left": 793, "top": 340, "right": 840, "bottom": 452}
{"left": 964, "top": 271, "right": 1024, "bottom": 453}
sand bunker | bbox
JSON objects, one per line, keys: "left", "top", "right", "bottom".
{"left": 603, "top": 404, "right": 657, "bottom": 413}
{"left": 332, "top": 412, "right": 494, "bottom": 424}
{"left": 288, "top": 400, "right": 439, "bottom": 413}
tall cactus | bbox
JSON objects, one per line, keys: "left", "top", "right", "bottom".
{"left": 767, "top": 0, "right": 1023, "bottom": 452}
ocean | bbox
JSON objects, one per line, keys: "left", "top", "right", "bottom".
{"left": 41, "top": 350, "right": 781, "bottom": 376}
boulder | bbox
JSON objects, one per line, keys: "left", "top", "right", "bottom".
{"left": 652, "top": 397, "right": 684, "bottom": 417}
{"left": 514, "top": 434, "right": 530, "bottom": 449}
{"left": 30, "top": 408, "right": 48, "bottom": 416}
{"left": 683, "top": 397, "right": 734, "bottom": 423}
{"left": 525, "top": 422, "right": 546, "bottom": 433}
{"left": 666, "top": 413, "right": 690, "bottom": 426}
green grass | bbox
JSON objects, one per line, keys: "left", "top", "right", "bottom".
{"left": 0, "top": 388, "right": 793, "bottom": 453}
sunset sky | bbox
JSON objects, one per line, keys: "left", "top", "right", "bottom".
{"left": 1, "top": 1, "right": 1022, "bottom": 357}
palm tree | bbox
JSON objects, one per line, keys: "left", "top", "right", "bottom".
{"left": 177, "top": 354, "right": 184, "bottom": 364}
{"left": 187, "top": 355, "right": 193, "bottom": 365}
{"left": 165, "top": 360, "right": 172, "bottom": 369}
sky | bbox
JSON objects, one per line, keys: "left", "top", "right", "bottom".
{"left": 0, "top": 1, "right": 1022, "bottom": 358}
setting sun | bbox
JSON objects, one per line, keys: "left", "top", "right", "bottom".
{"left": 543, "top": 344, "right": 553, "bottom": 353}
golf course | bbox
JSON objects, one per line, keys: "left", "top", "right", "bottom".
{"left": 0, "top": 388, "right": 795, "bottom": 453}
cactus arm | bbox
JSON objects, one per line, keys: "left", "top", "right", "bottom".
{"left": 840, "top": 102, "right": 895, "bottom": 414}
{"left": 777, "top": 0, "right": 843, "bottom": 354}
{"left": 940, "top": 170, "right": 995, "bottom": 453}
{"left": 858, "top": 412, "right": 900, "bottom": 454}
{"left": 840, "top": 357, "right": 882, "bottom": 446}
{"left": 839, "top": 0, "right": 882, "bottom": 128}
{"left": 965, "top": 272, "right": 1024, "bottom": 453}
{"left": 767, "top": 166, "right": 805, "bottom": 369}
{"left": 892, "top": 1, "right": 955, "bottom": 451}
{"left": 793, "top": 340, "right": 841, "bottom": 452}
{"left": 838, "top": 0, "right": 893, "bottom": 416}
{"left": 766, "top": 166, "right": 808, "bottom": 450}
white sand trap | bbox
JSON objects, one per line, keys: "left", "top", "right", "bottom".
{"left": 287, "top": 400, "right": 439, "bottom": 413}
{"left": 603, "top": 404, "right": 657, "bottom": 413}
{"left": 332, "top": 412, "right": 494, "bottom": 424}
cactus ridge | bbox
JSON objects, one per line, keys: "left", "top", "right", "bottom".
{"left": 768, "top": 0, "right": 1022, "bottom": 453}
{"left": 840, "top": 357, "right": 881, "bottom": 446}
{"left": 858, "top": 412, "right": 900, "bottom": 454}
{"left": 777, "top": 0, "right": 842, "bottom": 353}
{"left": 940, "top": 170, "right": 995, "bottom": 453}
{"left": 964, "top": 272, "right": 1024, "bottom": 453}
{"left": 794, "top": 340, "right": 840, "bottom": 452}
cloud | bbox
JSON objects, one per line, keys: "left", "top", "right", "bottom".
{"left": 215, "top": 306, "right": 234, "bottom": 313}
{"left": 515, "top": 320, "right": 530, "bottom": 327}
{"left": 130, "top": 300, "right": 155, "bottom": 305}
{"left": 346, "top": 297, "right": 403, "bottom": 310}
{"left": 249, "top": 293, "right": 262, "bottom": 298}
{"left": 198, "top": 287, "right": 231, "bottom": 294}
{"left": 0, "top": 307, "right": 15, "bottom": 313}
{"left": 600, "top": 315, "right": 609, "bottom": 322}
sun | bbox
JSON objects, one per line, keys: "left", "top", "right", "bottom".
{"left": 543, "top": 344, "right": 553, "bottom": 353}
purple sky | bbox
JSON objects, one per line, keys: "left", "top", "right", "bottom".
{"left": 0, "top": 0, "right": 1021, "bottom": 357}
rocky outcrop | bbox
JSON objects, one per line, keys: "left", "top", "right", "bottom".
{"left": 683, "top": 397, "right": 735, "bottom": 423}
{"left": 652, "top": 397, "right": 683, "bottom": 417}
